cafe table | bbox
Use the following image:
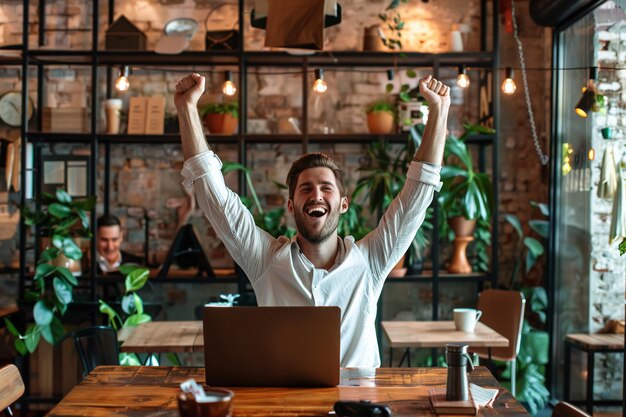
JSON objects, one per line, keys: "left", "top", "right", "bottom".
{"left": 382, "top": 321, "right": 509, "bottom": 367}
{"left": 47, "top": 366, "right": 529, "bottom": 416}
{"left": 119, "top": 321, "right": 204, "bottom": 353}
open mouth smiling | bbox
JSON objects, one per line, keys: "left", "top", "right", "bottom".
{"left": 305, "top": 206, "right": 328, "bottom": 218}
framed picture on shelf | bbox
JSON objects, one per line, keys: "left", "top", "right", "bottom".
{"left": 40, "top": 155, "right": 90, "bottom": 198}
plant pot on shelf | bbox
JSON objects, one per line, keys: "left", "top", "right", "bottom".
{"left": 447, "top": 216, "right": 476, "bottom": 274}
{"left": 366, "top": 111, "right": 395, "bottom": 134}
{"left": 203, "top": 113, "right": 238, "bottom": 135}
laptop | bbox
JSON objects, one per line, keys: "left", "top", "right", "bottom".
{"left": 202, "top": 306, "right": 340, "bottom": 387}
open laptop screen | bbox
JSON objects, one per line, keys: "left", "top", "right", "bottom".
{"left": 203, "top": 306, "right": 340, "bottom": 387}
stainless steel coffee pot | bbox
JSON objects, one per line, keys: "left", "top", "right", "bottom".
{"left": 445, "top": 344, "right": 474, "bottom": 401}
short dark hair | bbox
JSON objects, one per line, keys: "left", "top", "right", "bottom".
{"left": 97, "top": 214, "right": 121, "bottom": 229}
{"left": 286, "top": 153, "right": 345, "bottom": 200}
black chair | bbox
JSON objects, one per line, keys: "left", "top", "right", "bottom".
{"left": 71, "top": 326, "right": 119, "bottom": 377}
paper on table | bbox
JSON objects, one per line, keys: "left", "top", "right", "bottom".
{"left": 469, "top": 383, "right": 499, "bottom": 407}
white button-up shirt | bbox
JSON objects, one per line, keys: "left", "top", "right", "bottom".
{"left": 181, "top": 151, "right": 441, "bottom": 368}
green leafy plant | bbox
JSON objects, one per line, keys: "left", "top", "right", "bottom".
{"left": 504, "top": 201, "right": 549, "bottom": 288}
{"left": 353, "top": 127, "right": 432, "bottom": 266}
{"left": 98, "top": 264, "right": 151, "bottom": 366}
{"left": 438, "top": 124, "right": 495, "bottom": 222}
{"left": 501, "top": 201, "right": 551, "bottom": 415}
{"left": 620, "top": 239, "right": 626, "bottom": 256}
{"left": 365, "top": 100, "right": 395, "bottom": 115}
{"left": 198, "top": 102, "right": 239, "bottom": 119}
{"left": 4, "top": 189, "right": 95, "bottom": 355}
{"left": 378, "top": 0, "right": 409, "bottom": 51}
{"left": 222, "top": 161, "right": 295, "bottom": 238}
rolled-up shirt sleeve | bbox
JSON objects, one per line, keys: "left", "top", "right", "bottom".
{"left": 181, "top": 150, "right": 223, "bottom": 193}
{"left": 406, "top": 160, "right": 443, "bottom": 192}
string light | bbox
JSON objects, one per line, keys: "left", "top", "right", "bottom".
{"left": 501, "top": 67, "right": 516, "bottom": 95}
{"left": 574, "top": 67, "right": 598, "bottom": 118}
{"left": 588, "top": 147, "right": 595, "bottom": 161}
{"left": 457, "top": 65, "right": 470, "bottom": 88}
{"left": 386, "top": 69, "right": 394, "bottom": 81}
{"left": 312, "top": 69, "right": 328, "bottom": 94}
{"left": 115, "top": 66, "right": 130, "bottom": 92}
{"left": 222, "top": 70, "right": 237, "bottom": 96}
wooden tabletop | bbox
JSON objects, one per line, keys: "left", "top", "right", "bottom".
{"left": 48, "top": 366, "right": 529, "bottom": 417}
{"left": 120, "top": 321, "right": 204, "bottom": 353}
{"left": 382, "top": 321, "right": 509, "bottom": 348}
{"left": 565, "top": 333, "right": 625, "bottom": 351}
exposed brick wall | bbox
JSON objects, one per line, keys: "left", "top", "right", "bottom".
{"left": 0, "top": 1, "right": 551, "bottom": 320}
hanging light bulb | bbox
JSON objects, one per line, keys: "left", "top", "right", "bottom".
{"left": 575, "top": 67, "right": 598, "bottom": 118}
{"left": 222, "top": 70, "right": 237, "bottom": 96}
{"left": 501, "top": 67, "right": 516, "bottom": 95}
{"left": 115, "top": 66, "right": 130, "bottom": 92}
{"left": 588, "top": 147, "right": 595, "bottom": 161}
{"left": 312, "top": 69, "right": 327, "bottom": 94}
{"left": 457, "top": 65, "right": 470, "bottom": 89}
{"left": 387, "top": 69, "right": 394, "bottom": 81}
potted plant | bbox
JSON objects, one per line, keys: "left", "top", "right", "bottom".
{"left": 198, "top": 102, "right": 238, "bottom": 135}
{"left": 5, "top": 189, "right": 95, "bottom": 354}
{"left": 365, "top": 100, "right": 396, "bottom": 134}
{"left": 438, "top": 124, "right": 494, "bottom": 273}
{"left": 353, "top": 128, "right": 432, "bottom": 275}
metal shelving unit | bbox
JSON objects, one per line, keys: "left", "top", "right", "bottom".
{"left": 14, "top": 0, "right": 500, "bottom": 381}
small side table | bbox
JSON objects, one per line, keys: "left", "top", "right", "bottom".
{"left": 564, "top": 333, "right": 624, "bottom": 413}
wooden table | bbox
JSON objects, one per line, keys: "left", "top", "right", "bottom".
{"left": 564, "top": 333, "right": 624, "bottom": 413}
{"left": 119, "top": 321, "right": 203, "bottom": 353}
{"left": 382, "top": 321, "right": 509, "bottom": 366}
{"left": 48, "top": 366, "right": 529, "bottom": 416}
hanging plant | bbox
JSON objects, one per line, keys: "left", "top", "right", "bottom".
{"left": 378, "top": 0, "right": 409, "bottom": 51}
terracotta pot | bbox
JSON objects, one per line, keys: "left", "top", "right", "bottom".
{"left": 448, "top": 216, "right": 476, "bottom": 238}
{"left": 203, "top": 113, "right": 238, "bottom": 135}
{"left": 366, "top": 111, "right": 394, "bottom": 134}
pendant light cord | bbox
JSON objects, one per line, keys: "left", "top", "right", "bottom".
{"left": 511, "top": 0, "right": 550, "bottom": 165}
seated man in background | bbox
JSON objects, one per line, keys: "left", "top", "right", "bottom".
{"left": 96, "top": 214, "right": 143, "bottom": 274}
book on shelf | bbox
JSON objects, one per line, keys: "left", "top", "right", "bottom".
{"left": 145, "top": 96, "right": 165, "bottom": 134}
{"left": 127, "top": 96, "right": 165, "bottom": 134}
{"left": 127, "top": 96, "right": 147, "bottom": 134}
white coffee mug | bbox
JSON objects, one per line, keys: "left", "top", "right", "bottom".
{"left": 453, "top": 308, "right": 482, "bottom": 332}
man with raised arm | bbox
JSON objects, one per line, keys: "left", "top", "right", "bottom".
{"left": 174, "top": 73, "right": 449, "bottom": 368}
